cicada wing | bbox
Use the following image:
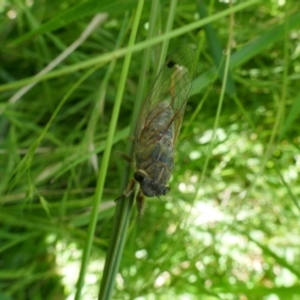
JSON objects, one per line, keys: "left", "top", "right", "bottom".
{"left": 135, "top": 44, "right": 196, "bottom": 149}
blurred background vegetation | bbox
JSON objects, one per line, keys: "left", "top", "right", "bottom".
{"left": 1, "top": 0, "right": 300, "bottom": 299}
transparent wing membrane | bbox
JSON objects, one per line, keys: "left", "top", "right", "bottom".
{"left": 136, "top": 44, "right": 196, "bottom": 148}
{"left": 132, "top": 44, "right": 196, "bottom": 214}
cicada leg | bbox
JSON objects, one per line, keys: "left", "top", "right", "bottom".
{"left": 115, "top": 134, "right": 135, "bottom": 163}
{"left": 136, "top": 189, "right": 146, "bottom": 216}
{"left": 115, "top": 152, "right": 132, "bottom": 164}
{"left": 114, "top": 178, "right": 136, "bottom": 202}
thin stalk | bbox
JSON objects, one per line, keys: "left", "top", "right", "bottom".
{"left": 97, "top": 1, "right": 147, "bottom": 299}
{"left": 74, "top": 2, "right": 145, "bottom": 299}
{"left": 196, "top": 1, "right": 234, "bottom": 198}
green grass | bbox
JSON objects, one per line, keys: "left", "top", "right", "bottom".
{"left": 1, "top": 0, "right": 300, "bottom": 299}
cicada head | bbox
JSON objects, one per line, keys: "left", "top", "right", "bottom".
{"left": 134, "top": 170, "right": 170, "bottom": 197}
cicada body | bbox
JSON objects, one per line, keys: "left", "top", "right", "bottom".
{"left": 118, "top": 45, "right": 195, "bottom": 214}
{"left": 131, "top": 45, "right": 196, "bottom": 214}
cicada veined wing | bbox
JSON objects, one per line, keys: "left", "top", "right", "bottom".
{"left": 118, "top": 44, "right": 196, "bottom": 215}
{"left": 129, "top": 44, "right": 196, "bottom": 214}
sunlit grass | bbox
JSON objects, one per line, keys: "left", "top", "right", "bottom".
{"left": 1, "top": 0, "right": 300, "bottom": 299}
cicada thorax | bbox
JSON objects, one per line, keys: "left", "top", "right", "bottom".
{"left": 134, "top": 102, "right": 175, "bottom": 198}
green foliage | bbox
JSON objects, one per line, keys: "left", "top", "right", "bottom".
{"left": 1, "top": 0, "right": 300, "bottom": 299}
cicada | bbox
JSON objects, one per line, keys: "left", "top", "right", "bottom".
{"left": 122, "top": 45, "right": 196, "bottom": 214}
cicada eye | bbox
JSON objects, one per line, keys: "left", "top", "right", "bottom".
{"left": 134, "top": 171, "right": 145, "bottom": 183}
{"left": 166, "top": 60, "right": 176, "bottom": 68}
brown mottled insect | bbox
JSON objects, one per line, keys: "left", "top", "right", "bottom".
{"left": 123, "top": 45, "right": 196, "bottom": 214}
